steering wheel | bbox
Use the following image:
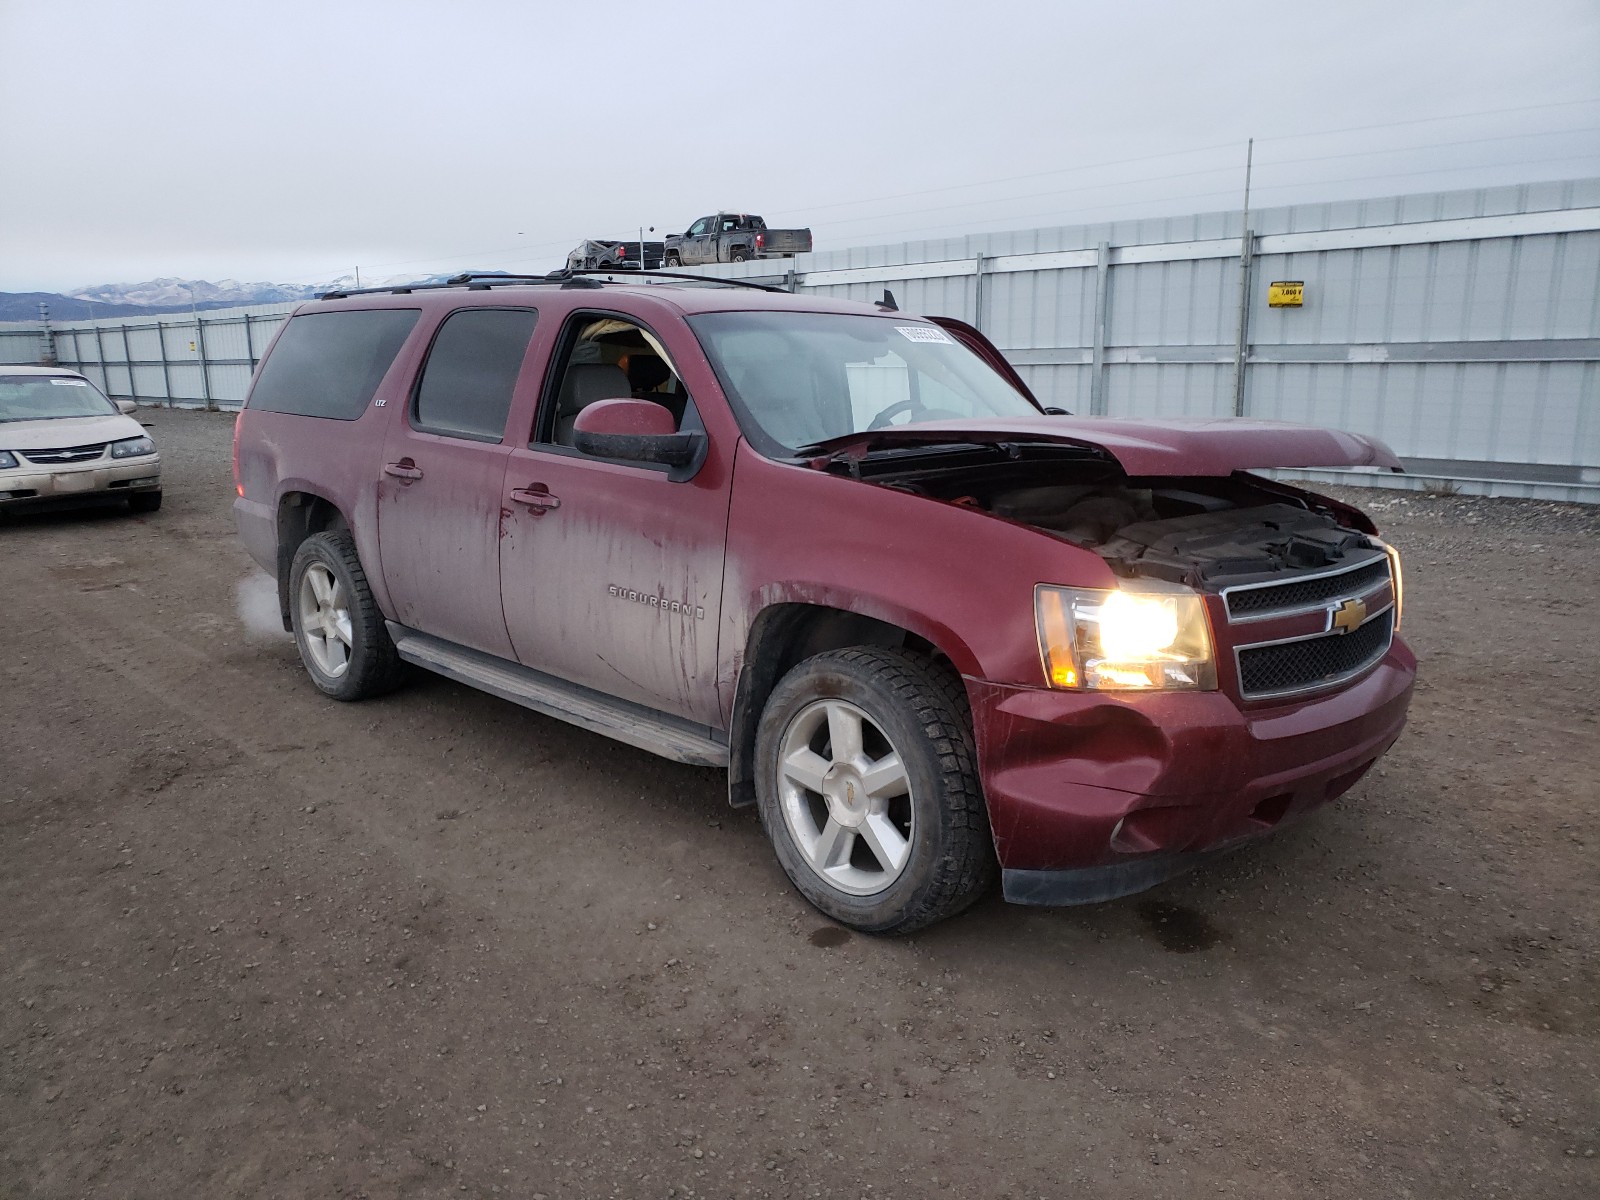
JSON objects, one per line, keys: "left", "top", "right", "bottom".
{"left": 866, "top": 398, "right": 918, "bottom": 430}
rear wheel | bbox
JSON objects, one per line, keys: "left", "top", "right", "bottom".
{"left": 128, "top": 489, "right": 162, "bottom": 513}
{"left": 289, "top": 530, "right": 404, "bottom": 701}
{"left": 730, "top": 249, "right": 749, "bottom": 263}
{"left": 755, "top": 647, "right": 995, "bottom": 934}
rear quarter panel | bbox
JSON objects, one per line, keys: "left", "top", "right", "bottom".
{"left": 233, "top": 311, "right": 429, "bottom": 618}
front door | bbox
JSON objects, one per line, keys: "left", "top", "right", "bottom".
{"left": 377, "top": 306, "right": 540, "bottom": 659}
{"left": 498, "top": 311, "right": 730, "bottom": 725}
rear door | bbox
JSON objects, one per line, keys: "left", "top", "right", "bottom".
{"left": 377, "top": 306, "right": 540, "bottom": 658}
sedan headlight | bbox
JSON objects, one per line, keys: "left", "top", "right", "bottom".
{"left": 0, "top": 450, "right": 17, "bottom": 469}
{"left": 110, "top": 436, "right": 155, "bottom": 459}
{"left": 1035, "top": 584, "right": 1216, "bottom": 691}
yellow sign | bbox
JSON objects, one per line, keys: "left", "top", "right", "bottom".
{"left": 1268, "top": 281, "right": 1304, "bottom": 307}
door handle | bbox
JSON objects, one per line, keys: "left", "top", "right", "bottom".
{"left": 383, "top": 460, "right": 423, "bottom": 481}
{"left": 510, "top": 485, "right": 561, "bottom": 511}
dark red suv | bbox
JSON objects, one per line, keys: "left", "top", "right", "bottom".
{"left": 233, "top": 273, "right": 1415, "bottom": 932}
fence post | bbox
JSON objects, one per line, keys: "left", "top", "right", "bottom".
{"left": 1231, "top": 228, "right": 1255, "bottom": 417}
{"left": 92, "top": 324, "right": 110, "bottom": 396}
{"left": 158, "top": 321, "right": 174, "bottom": 407}
{"left": 1089, "top": 240, "right": 1112, "bottom": 416}
{"left": 195, "top": 313, "right": 215, "bottom": 410}
{"left": 121, "top": 325, "right": 136, "bottom": 402}
{"left": 972, "top": 255, "right": 987, "bottom": 332}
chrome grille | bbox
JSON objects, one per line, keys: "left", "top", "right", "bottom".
{"left": 1237, "top": 608, "right": 1395, "bottom": 699}
{"left": 19, "top": 442, "right": 107, "bottom": 465}
{"left": 1226, "top": 557, "right": 1390, "bottom": 619}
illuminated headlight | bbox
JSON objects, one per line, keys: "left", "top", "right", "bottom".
{"left": 110, "top": 436, "right": 155, "bottom": 459}
{"left": 1375, "top": 538, "right": 1403, "bottom": 630}
{"left": 0, "top": 450, "right": 17, "bottom": 469}
{"left": 1035, "top": 585, "right": 1216, "bottom": 691}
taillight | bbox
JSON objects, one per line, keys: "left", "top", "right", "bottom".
{"left": 756, "top": 231, "right": 765, "bottom": 251}
{"left": 232, "top": 411, "right": 243, "bottom": 497}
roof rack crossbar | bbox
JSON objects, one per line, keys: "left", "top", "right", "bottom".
{"left": 562, "top": 268, "right": 789, "bottom": 293}
{"left": 317, "top": 267, "right": 792, "bottom": 300}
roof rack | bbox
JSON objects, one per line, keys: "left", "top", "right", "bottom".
{"left": 317, "top": 268, "right": 789, "bottom": 300}
{"left": 561, "top": 268, "right": 789, "bottom": 294}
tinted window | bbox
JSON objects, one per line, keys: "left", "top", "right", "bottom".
{"left": 413, "top": 308, "right": 539, "bottom": 441}
{"left": 248, "top": 309, "right": 420, "bottom": 419}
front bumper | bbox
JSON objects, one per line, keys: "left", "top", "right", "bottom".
{"left": 0, "top": 454, "right": 161, "bottom": 507}
{"left": 966, "top": 639, "right": 1416, "bottom": 904}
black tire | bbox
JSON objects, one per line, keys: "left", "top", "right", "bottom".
{"left": 128, "top": 489, "right": 162, "bottom": 513}
{"left": 730, "top": 249, "right": 750, "bottom": 263}
{"left": 755, "top": 647, "right": 996, "bottom": 934}
{"left": 288, "top": 530, "right": 405, "bottom": 701}
{"left": 664, "top": 252, "right": 681, "bottom": 267}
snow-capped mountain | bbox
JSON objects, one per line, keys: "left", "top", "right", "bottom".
{"left": 65, "top": 270, "right": 519, "bottom": 308}
{"left": 69, "top": 277, "right": 323, "bottom": 306}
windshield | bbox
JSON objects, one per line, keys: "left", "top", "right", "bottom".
{"left": 0, "top": 374, "right": 118, "bottom": 422}
{"left": 687, "top": 311, "right": 1039, "bottom": 455}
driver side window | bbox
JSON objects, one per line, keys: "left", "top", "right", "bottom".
{"left": 536, "top": 314, "right": 696, "bottom": 451}
{"left": 688, "top": 218, "right": 710, "bottom": 236}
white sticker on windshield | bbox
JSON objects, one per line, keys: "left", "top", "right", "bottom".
{"left": 50, "top": 378, "right": 91, "bottom": 386}
{"left": 896, "top": 325, "right": 954, "bottom": 344}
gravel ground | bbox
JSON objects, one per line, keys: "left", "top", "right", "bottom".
{"left": 2, "top": 409, "right": 1596, "bottom": 1199}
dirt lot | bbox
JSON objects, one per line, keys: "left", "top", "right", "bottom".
{"left": 2, "top": 408, "right": 1596, "bottom": 1200}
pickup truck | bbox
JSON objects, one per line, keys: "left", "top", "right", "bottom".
{"left": 566, "top": 238, "right": 665, "bottom": 272}
{"left": 233, "top": 275, "right": 1414, "bottom": 934}
{"left": 663, "top": 213, "right": 812, "bottom": 266}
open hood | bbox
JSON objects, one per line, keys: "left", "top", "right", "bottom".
{"left": 806, "top": 415, "right": 1403, "bottom": 477}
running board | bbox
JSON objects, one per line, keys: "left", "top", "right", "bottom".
{"left": 387, "top": 625, "right": 729, "bottom": 768}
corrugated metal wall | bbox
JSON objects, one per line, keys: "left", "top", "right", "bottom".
{"left": 714, "top": 177, "right": 1600, "bottom": 500}
{"left": 4, "top": 180, "right": 1596, "bottom": 499}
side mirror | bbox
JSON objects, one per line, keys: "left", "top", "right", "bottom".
{"left": 572, "top": 398, "right": 706, "bottom": 480}
{"left": 116, "top": 399, "right": 137, "bottom": 415}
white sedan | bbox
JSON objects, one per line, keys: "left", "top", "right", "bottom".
{"left": 0, "top": 366, "right": 161, "bottom": 513}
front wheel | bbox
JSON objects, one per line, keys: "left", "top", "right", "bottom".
{"left": 128, "top": 489, "right": 162, "bottom": 513}
{"left": 755, "top": 647, "right": 996, "bottom": 934}
{"left": 664, "top": 252, "right": 681, "bottom": 267}
{"left": 288, "top": 530, "right": 405, "bottom": 701}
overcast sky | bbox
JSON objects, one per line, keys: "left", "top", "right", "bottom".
{"left": 1, "top": 0, "right": 1597, "bottom": 293}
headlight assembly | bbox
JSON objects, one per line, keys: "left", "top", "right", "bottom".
{"left": 1375, "top": 538, "right": 1403, "bottom": 630}
{"left": 1035, "top": 584, "right": 1216, "bottom": 691}
{"left": 0, "top": 450, "right": 17, "bottom": 469}
{"left": 110, "top": 436, "right": 155, "bottom": 459}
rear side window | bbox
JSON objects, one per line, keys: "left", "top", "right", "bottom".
{"left": 247, "top": 309, "right": 420, "bottom": 419}
{"left": 413, "top": 308, "right": 539, "bottom": 442}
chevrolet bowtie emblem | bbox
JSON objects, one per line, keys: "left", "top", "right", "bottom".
{"left": 1331, "top": 597, "right": 1367, "bottom": 634}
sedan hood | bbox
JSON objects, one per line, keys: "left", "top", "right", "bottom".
{"left": 0, "top": 412, "right": 146, "bottom": 450}
{"left": 808, "top": 415, "right": 1402, "bottom": 477}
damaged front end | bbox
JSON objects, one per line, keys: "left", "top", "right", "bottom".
{"left": 806, "top": 423, "right": 1416, "bottom": 904}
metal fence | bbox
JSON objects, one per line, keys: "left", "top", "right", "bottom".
{"left": 0, "top": 301, "right": 298, "bottom": 409}
{"left": 4, "top": 178, "right": 1596, "bottom": 500}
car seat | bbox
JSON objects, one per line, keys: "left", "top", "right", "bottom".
{"left": 554, "top": 363, "right": 630, "bottom": 444}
